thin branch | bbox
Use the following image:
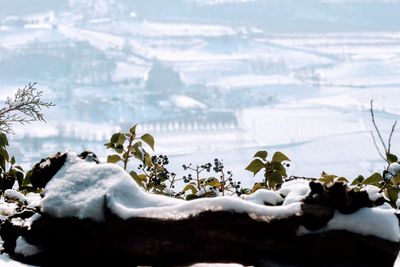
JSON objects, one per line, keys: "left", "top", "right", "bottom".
{"left": 0, "top": 83, "right": 54, "bottom": 134}
{"left": 370, "top": 131, "right": 387, "bottom": 162}
{"left": 370, "top": 99, "right": 388, "bottom": 154}
{"left": 388, "top": 120, "right": 397, "bottom": 154}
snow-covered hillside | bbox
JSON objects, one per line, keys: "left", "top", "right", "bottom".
{"left": 0, "top": 0, "right": 399, "bottom": 186}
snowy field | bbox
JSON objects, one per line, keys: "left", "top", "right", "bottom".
{"left": 2, "top": 25, "right": 400, "bottom": 186}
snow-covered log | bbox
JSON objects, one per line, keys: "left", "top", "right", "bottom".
{"left": 1, "top": 152, "right": 400, "bottom": 267}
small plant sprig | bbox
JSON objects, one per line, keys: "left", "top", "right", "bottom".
{"left": 105, "top": 125, "right": 155, "bottom": 169}
{"left": 180, "top": 159, "right": 243, "bottom": 200}
{"left": 105, "top": 125, "right": 174, "bottom": 193}
{"left": 245, "top": 150, "right": 290, "bottom": 191}
{"left": 135, "top": 154, "right": 175, "bottom": 194}
{"left": 0, "top": 83, "right": 54, "bottom": 134}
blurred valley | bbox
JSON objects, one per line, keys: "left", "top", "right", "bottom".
{"left": 1, "top": 0, "right": 400, "bottom": 184}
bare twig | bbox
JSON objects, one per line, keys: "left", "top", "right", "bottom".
{"left": 370, "top": 131, "right": 387, "bottom": 162}
{"left": 388, "top": 120, "right": 397, "bottom": 154}
{"left": 370, "top": 100, "right": 388, "bottom": 154}
{"left": 0, "top": 83, "right": 54, "bottom": 134}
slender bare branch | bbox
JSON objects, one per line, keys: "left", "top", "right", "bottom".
{"left": 388, "top": 120, "right": 397, "bottom": 154}
{"left": 370, "top": 131, "right": 387, "bottom": 162}
{"left": 370, "top": 99, "right": 388, "bottom": 155}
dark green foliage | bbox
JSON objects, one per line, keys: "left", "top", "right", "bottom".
{"left": 0, "top": 132, "right": 31, "bottom": 193}
{"left": 245, "top": 150, "right": 290, "bottom": 191}
{"left": 105, "top": 125, "right": 172, "bottom": 194}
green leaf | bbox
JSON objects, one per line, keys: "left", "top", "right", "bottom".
{"left": 0, "top": 147, "right": 9, "bottom": 162}
{"left": 117, "top": 134, "right": 126, "bottom": 146}
{"left": 271, "top": 162, "right": 286, "bottom": 177}
{"left": 386, "top": 186, "right": 398, "bottom": 202}
{"left": 245, "top": 158, "right": 265, "bottom": 176}
{"left": 113, "top": 145, "right": 124, "bottom": 154}
{"left": 144, "top": 152, "right": 152, "bottom": 167}
{"left": 205, "top": 177, "right": 220, "bottom": 187}
{"left": 130, "top": 125, "right": 137, "bottom": 135}
{"left": 362, "top": 172, "right": 383, "bottom": 185}
{"left": 104, "top": 143, "right": 113, "bottom": 149}
{"left": 15, "top": 169, "right": 24, "bottom": 188}
{"left": 268, "top": 170, "right": 283, "bottom": 190}
{"left": 387, "top": 153, "right": 398, "bottom": 164}
{"left": 351, "top": 175, "right": 364, "bottom": 185}
{"left": 183, "top": 184, "right": 198, "bottom": 195}
{"left": 0, "top": 133, "right": 9, "bottom": 147}
{"left": 186, "top": 194, "right": 198, "bottom": 201}
{"left": 319, "top": 172, "right": 337, "bottom": 184}
{"left": 23, "top": 170, "right": 32, "bottom": 186}
{"left": 110, "top": 133, "right": 121, "bottom": 144}
{"left": 107, "top": 154, "right": 122, "bottom": 164}
{"left": 141, "top": 134, "right": 155, "bottom": 150}
{"left": 133, "top": 146, "right": 143, "bottom": 162}
{"left": 393, "top": 172, "right": 400, "bottom": 185}
{"left": 130, "top": 171, "right": 144, "bottom": 187}
{"left": 10, "top": 156, "right": 15, "bottom": 165}
{"left": 272, "top": 151, "right": 290, "bottom": 163}
{"left": 253, "top": 151, "right": 268, "bottom": 160}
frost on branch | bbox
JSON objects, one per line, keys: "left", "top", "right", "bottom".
{"left": 0, "top": 83, "right": 54, "bottom": 134}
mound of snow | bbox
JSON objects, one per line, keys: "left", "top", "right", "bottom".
{"left": 361, "top": 185, "right": 382, "bottom": 202}
{"left": 298, "top": 207, "right": 400, "bottom": 242}
{"left": 279, "top": 179, "right": 311, "bottom": 205}
{"left": 14, "top": 237, "right": 42, "bottom": 257}
{"left": 41, "top": 152, "right": 302, "bottom": 222}
{"left": 4, "top": 190, "right": 26, "bottom": 204}
{"left": 244, "top": 189, "right": 283, "bottom": 206}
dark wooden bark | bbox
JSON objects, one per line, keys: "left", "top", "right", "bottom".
{"left": 2, "top": 204, "right": 399, "bottom": 267}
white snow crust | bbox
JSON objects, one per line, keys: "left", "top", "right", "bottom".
{"left": 0, "top": 254, "right": 35, "bottom": 267}
{"left": 298, "top": 207, "right": 400, "bottom": 242}
{"left": 41, "top": 152, "right": 302, "bottom": 222}
{"left": 361, "top": 185, "right": 382, "bottom": 201}
{"left": 389, "top": 162, "right": 400, "bottom": 176}
{"left": 24, "top": 193, "right": 42, "bottom": 209}
{"left": 278, "top": 179, "right": 311, "bottom": 205}
{"left": 4, "top": 190, "right": 26, "bottom": 204}
{"left": 14, "top": 237, "right": 42, "bottom": 257}
{"left": 244, "top": 189, "right": 284, "bottom": 206}
{"left": 0, "top": 201, "right": 18, "bottom": 218}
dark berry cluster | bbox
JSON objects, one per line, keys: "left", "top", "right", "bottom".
{"left": 136, "top": 154, "right": 174, "bottom": 192}
{"left": 183, "top": 174, "right": 193, "bottom": 183}
{"left": 200, "top": 163, "right": 212, "bottom": 172}
{"left": 152, "top": 155, "right": 169, "bottom": 165}
{"left": 213, "top": 158, "right": 224, "bottom": 172}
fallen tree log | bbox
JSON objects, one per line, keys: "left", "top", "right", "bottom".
{"left": 2, "top": 205, "right": 400, "bottom": 267}
{"left": 1, "top": 152, "right": 399, "bottom": 267}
